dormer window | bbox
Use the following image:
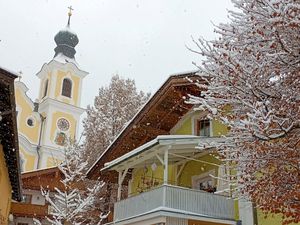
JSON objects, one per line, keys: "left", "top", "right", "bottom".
{"left": 62, "top": 78, "right": 72, "bottom": 98}
{"left": 43, "top": 79, "right": 48, "bottom": 98}
{"left": 196, "top": 119, "right": 211, "bottom": 137}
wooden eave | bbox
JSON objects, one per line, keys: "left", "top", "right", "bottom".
{"left": 21, "top": 166, "right": 87, "bottom": 192}
{"left": 10, "top": 202, "right": 50, "bottom": 218}
{"left": 88, "top": 72, "right": 204, "bottom": 181}
{"left": 21, "top": 167, "right": 64, "bottom": 191}
{"left": 0, "top": 67, "right": 22, "bottom": 201}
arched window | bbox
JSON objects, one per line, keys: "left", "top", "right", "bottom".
{"left": 62, "top": 78, "right": 72, "bottom": 98}
{"left": 43, "top": 79, "right": 48, "bottom": 98}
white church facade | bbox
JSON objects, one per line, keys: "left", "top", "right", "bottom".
{"left": 15, "top": 12, "right": 87, "bottom": 172}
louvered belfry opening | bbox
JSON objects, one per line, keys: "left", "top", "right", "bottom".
{"left": 62, "top": 78, "right": 72, "bottom": 97}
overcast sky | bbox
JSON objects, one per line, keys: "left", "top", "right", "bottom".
{"left": 0, "top": 0, "right": 234, "bottom": 109}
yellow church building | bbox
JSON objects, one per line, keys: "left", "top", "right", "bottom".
{"left": 15, "top": 13, "right": 87, "bottom": 172}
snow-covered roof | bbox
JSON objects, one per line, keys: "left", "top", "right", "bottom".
{"left": 21, "top": 165, "right": 59, "bottom": 176}
{"left": 53, "top": 53, "right": 79, "bottom": 66}
{"left": 0, "top": 65, "right": 20, "bottom": 78}
{"left": 60, "top": 25, "right": 77, "bottom": 35}
{"left": 87, "top": 72, "right": 202, "bottom": 177}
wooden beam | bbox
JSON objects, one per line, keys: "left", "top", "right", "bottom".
{"left": 117, "top": 168, "right": 128, "bottom": 201}
{"left": 155, "top": 153, "right": 164, "bottom": 165}
{"left": 175, "top": 162, "right": 187, "bottom": 185}
{"left": 173, "top": 151, "right": 210, "bottom": 166}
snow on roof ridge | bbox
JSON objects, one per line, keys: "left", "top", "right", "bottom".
{"left": 0, "top": 65, "right": 20, "bottom": 77}
{"left": 61, "top": 25, "right": 77, "bottom": 35}
{"left": 21, "top": 165, "right": 59, "bottom": 175}
{"left": 168, "top": 69, "right": 199, "bottom": 77}
{"left": 53, "top": 53, "right": 79, "bottom": 66}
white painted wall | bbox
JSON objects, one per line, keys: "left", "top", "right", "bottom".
{"left": 23, "top": 190, "right": 45, "bottom": 205}
{"left": 166, "top": 217, "right": 188, "bottom": 225}
{"left": 239, "top": 199, "right": 255, "bottom": 225}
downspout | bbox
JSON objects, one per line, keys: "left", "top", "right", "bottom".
{"left": 34, "top": 102, "right": 46, "bottom": 169}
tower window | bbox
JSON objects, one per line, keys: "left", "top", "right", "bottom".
{"left": 196, "top": 119, "right": 211, "bottom": 137}
{"left": 62, "top": 78, "right": 72, "bottom": 98}
{"left": 43, "top": 79, "right": 48, "bottom": 98}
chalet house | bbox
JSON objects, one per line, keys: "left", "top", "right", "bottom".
{"left": 10, "top": 167, "right": 63, "bottom": 225}
{"left": 88, "top": 72, "right": 256, "bottom": 225}
{"left": 0, "top": 67, "right": 22, "bottom": 225}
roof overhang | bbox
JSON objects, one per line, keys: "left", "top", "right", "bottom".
{"left": 87, "top": 71, "right": 204, "bottom": 179}
{"left": 102, "top": 135, "right": 228, "bottom": 172}
{"left": 0, "top": 66, "right": 22, "bottom": 201}
{"left": 21, "top": 166, "right": 65, "bottom": 191}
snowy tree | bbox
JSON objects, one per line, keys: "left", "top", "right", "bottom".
{"left": 188, "top": 0, "right": 300, "bottom": 223}
{"left": 83, "top": 74, "right": 150, "bottom": 165}
{"left": 35, "top": 141, "right": 107, "bottom": 225}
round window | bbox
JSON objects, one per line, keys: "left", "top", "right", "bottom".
{"left": 57, "top": 118, "right": 70, "bottom": 131}
{"left": 27, "top": 118, "right": 34, "bottom": 127}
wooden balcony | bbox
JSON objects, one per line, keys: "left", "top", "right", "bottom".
{"left": 114, "top": 185, "right": 235, "bottom": 223}
{"left": 11, "top": 202, "right": 49, "bottom": 218}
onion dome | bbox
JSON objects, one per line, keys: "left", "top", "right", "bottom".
{"left": 53, "top": 6, "right": 78, "bottom": 59}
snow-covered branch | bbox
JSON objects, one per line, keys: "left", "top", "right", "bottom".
{"left": 188, "top": 0, "right": 300, "bottom": 223}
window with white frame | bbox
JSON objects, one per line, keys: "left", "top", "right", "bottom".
{"left": 195, "top": 119, "right": 211, "bottom": 137}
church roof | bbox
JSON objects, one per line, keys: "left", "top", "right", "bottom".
{"left": 53, "top": 8, "right": 78, "bottom": 59}
{"left": 54, "top": 26, "right": 79, "bottom": 59}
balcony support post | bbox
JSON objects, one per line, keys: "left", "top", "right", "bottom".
{"left": 117, "top": 168, "right": 128, "bottom": 201}
{"left": 163, "top": 146, "right": 170, "bottom": 184}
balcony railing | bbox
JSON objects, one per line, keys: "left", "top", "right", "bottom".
{"left": 11, "top": 202, "right": 49, "bottom": 218}
{"left": 114, "top": 184, "right": 235, "bottom": 223}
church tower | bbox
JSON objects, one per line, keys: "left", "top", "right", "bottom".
{"left": 15, "top": 8, "right": 88, "bottom": 171}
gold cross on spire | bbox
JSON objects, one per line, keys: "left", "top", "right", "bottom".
{"left": 67, "top": 6, "right": 74, "bottom": 26}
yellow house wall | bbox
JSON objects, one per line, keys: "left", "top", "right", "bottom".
{"left": 0, "top": 145, "right": 12, "bottom": 225}
{"left": 174, "top": 117, "right": 192, "bottom": 135}
{"left": 19, "top": 145, "right": 36, "bottom": 171}
{"left": 15, "top": 88, "right": 40, "bottom": 144}
{"left": 130, "top": 165, "right": 176, "bottom": 195}
{"left": 50, "top": 112, "right": 77, "bottom": 143}
{"left": 46, "top": 157, "right": 62, "bottom": 168}
{"left": 212, "top": 119, "right": 228, "bottom": 137}
{"left": 172, "top": 113, "right": 224, "bottom": 188}
{"left": 54, "top": 70, "right": 80, "bottom": 105}
{"left": 173, "top": 113, "right": 228, "bottom": 137}
{"left": 177, "top": 154, "right": 220, "bottom": 188}
{"left": 257, "top": 210, "right": 300, "bottom": 225}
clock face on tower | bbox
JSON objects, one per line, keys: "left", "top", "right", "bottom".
{"left": 57, "top": 118, "right": 70, "bottom": 131}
